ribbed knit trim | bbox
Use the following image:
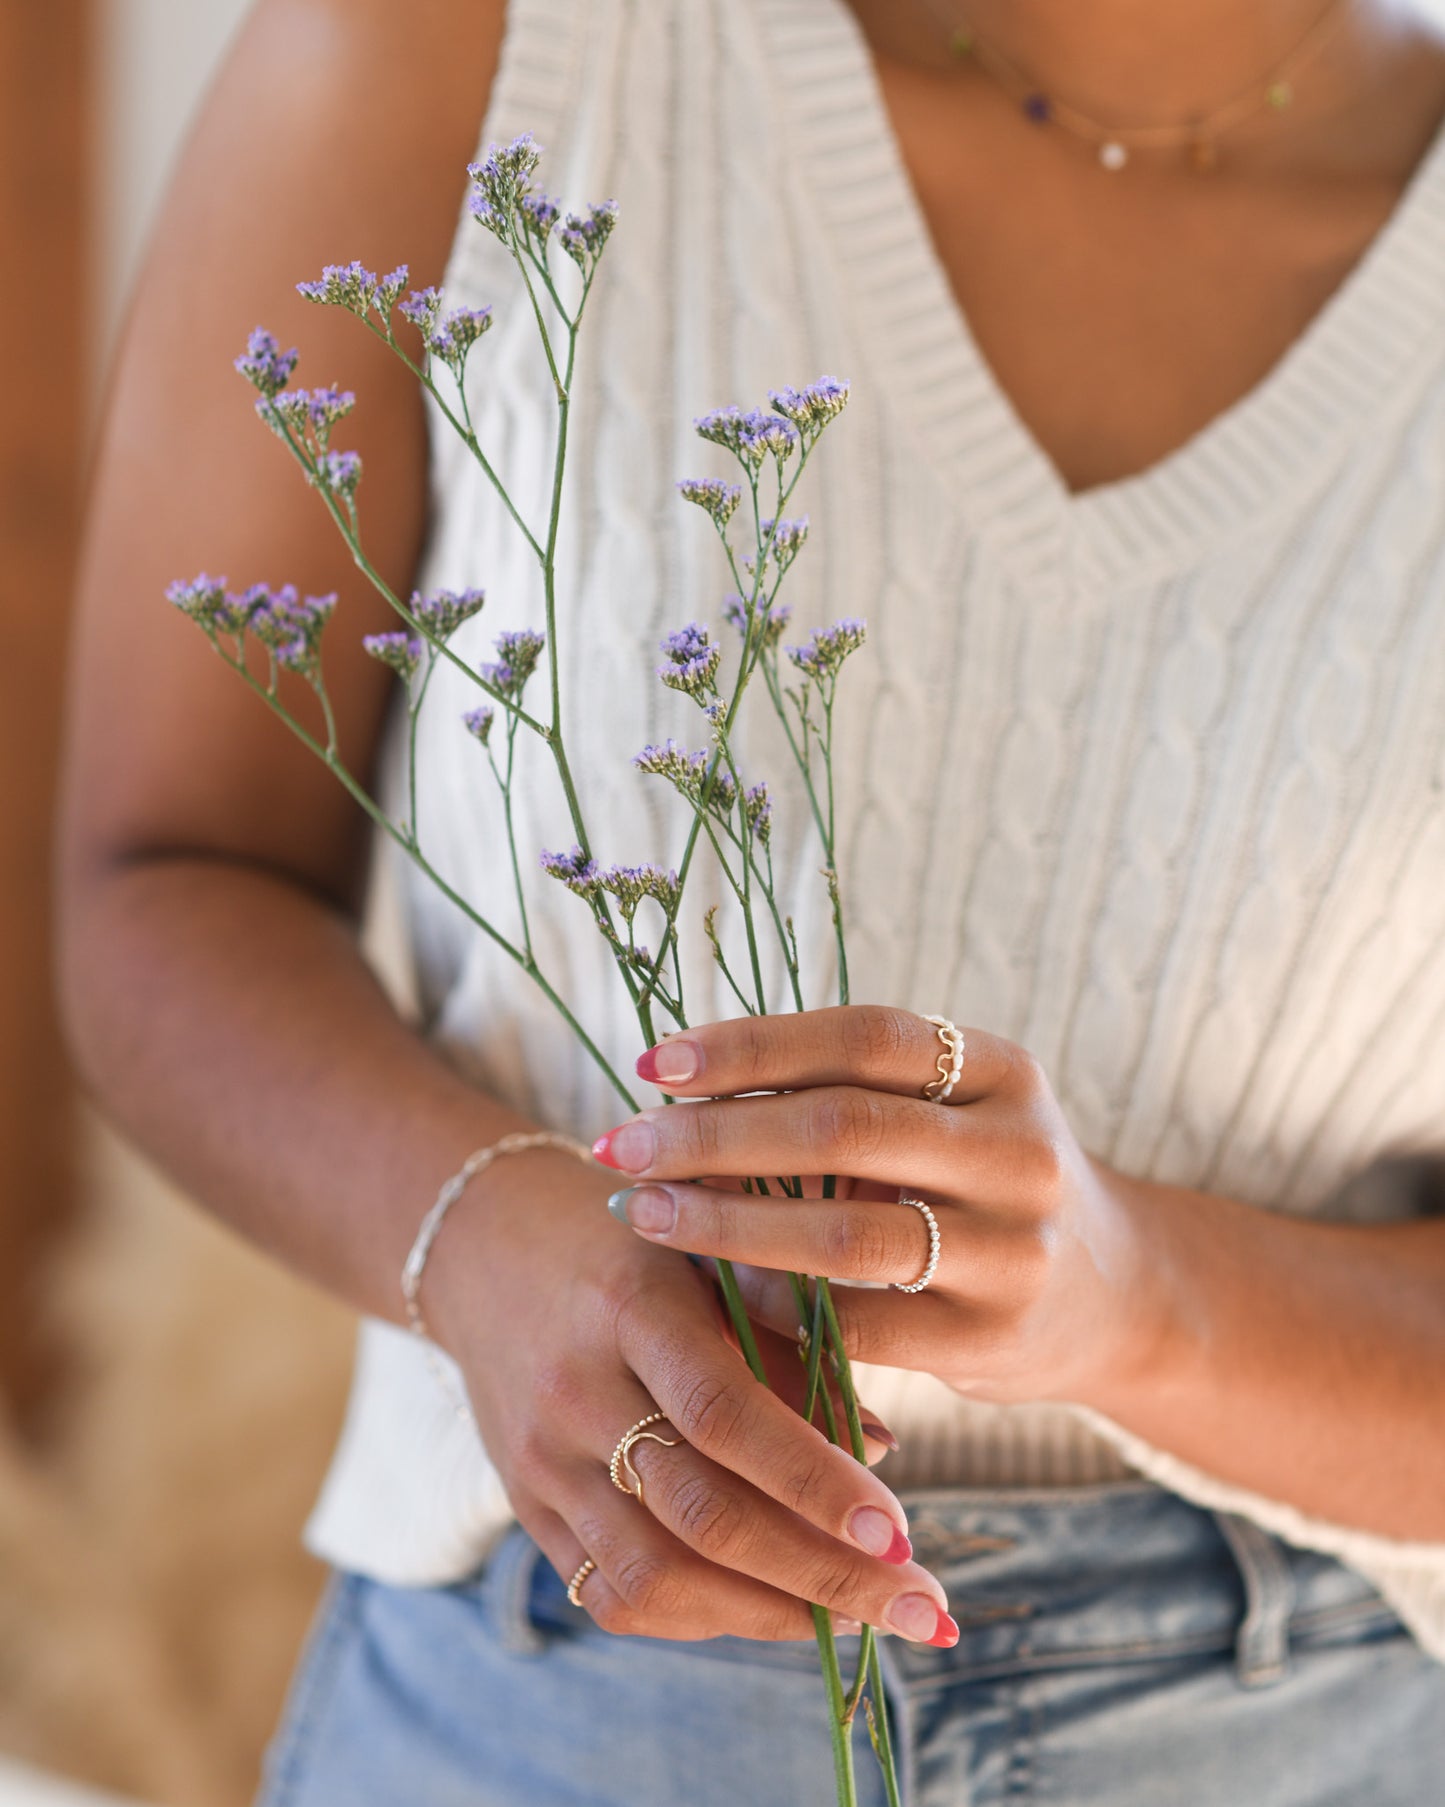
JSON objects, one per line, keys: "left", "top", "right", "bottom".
{"left": 759, "top": 0, "right": 1445, "bottom": 586}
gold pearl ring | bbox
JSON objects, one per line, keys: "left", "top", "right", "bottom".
{"left": 566, "top": 1556, "right": 598, "bottom": 1606}
{"left": 922, "top": 1014, "right": 965, "bottom": 1102}
{"left": 609, "top": 1410, "right": 681, "bottom": 1507}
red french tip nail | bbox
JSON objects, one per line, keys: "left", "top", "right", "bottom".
{"left": 883, "top": 1526, "right": 913, "bottom": 1565}
{"left": 635, "top": 1047, "right": 663, "bottom": 1083}
{"left": 928, "top": 1610, "right": 960, "bottom": 1649}
{"left": 591, "top": 1134, "right": 623, "bottom": 1169}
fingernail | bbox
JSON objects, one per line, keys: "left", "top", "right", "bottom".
{"left": 608, "top": 1185, "right": 676, "bottom": 1234}
{"left": 886, "top": 1593, "right": 955, "bottom": 1644}
{"left": 848, "top": 1507, "right": 911, "bottom": 1563}
{"left": 591, "top": 1121, "right": 657, "bottom": 1173}
{"left": 831, "top": 1616, "right": 862, "bottom": 1638}
{"left": 636, "top": 1039, "right": 700, "bottom": 1085}
{"left": 858, "top": 1416, "right": 900, "bottom": 1453}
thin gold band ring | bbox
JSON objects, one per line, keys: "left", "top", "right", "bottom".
{"left": 609, "top": 1410, "right": 681, "bottom": 1507}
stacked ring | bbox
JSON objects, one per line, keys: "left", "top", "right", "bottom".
{"left": 566, "top": 1556, "right": 597, "bottom": 1606}
{"left": 922, "top": 1015, "right": 965, "bottom": 1102}
{"left": 892, "top": 1194, "right": 941, "bottom": 1293}
{"left": 609, "top": 1410, "right": 681, "bottom": 1507}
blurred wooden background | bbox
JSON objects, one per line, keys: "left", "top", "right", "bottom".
{"left": 0, "top": 4, "right": 353, "bottom": 1801}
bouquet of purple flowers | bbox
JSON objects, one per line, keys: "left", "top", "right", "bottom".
{"left": 167, "top": 133, "right": 896, "bottom": 1807}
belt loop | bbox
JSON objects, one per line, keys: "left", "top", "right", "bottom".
{"left": 1212, "top": 1511, "right": 1295, "bottom": 1689}
{"left": 480, "top": 1523, "right": 549, "bottom": 1656}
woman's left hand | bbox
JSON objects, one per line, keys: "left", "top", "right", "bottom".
{"left": 591, "top": 1005, "right": 1177, "bottom": 1412}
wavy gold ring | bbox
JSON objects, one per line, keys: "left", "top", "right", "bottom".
{"left": 609, "top": 1410, "right": 681, "bottom": 1507}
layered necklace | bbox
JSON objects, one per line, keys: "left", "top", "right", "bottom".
{"left": 915, "top": 0, "right": 1353, "bottom": 172}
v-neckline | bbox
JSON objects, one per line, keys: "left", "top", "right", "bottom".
{"left": 758, "top": 0, "right": 1445, "bottom": 588}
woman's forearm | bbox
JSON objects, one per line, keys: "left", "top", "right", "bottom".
{"left": 59, "top": 851, "right": 562, "bottom": 1327}
{"left": 1091, "top": 1171, "right": 1445, "bottom": 1544}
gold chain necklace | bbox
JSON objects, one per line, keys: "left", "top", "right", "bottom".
{"left": 915, "top": 0, "right": 1353, "bottom": 172}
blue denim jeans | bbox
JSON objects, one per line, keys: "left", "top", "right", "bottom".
{"left": 257, "top": 1482, "right": 1445, "bottom": 1806}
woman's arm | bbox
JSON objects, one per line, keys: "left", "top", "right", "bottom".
{"left": 58, "top": 0, "right": 961, "bottom": 1649}
{"left": 596, "top": 1006, "right": 1445, "bottom": 1544}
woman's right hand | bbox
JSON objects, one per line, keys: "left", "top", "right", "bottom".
{"left": 425, "top": 1148, "right": 960, "bottom": 1647}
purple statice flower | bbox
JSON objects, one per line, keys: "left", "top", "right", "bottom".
{"left": 305, "top": 385, "right": 357, "bottom": 432}
{"left": 539, "top": 844, "right": 601, "bottom": 897}
{"left": 258, "top": 385, "right": 356, "bottom": 447}
{"left": 694, "top": 406, "right": 796, "bottom": 470}
{"left": 744, "top": 781, "right": 773, "bottom": 846}
{"left": 767, "top": 376, "right": 851, "bottom": 438}
{"left": 761, "top": 515, "right": 809, "bottom": 571}
{"left": 519, "top": 192, "right": 561, "bottom": 239}
{"left": 633, "top": 740, "right": 736, "bottom": 812}
{"left": 467, "top": 133, "right": 544, "bottom": 237}
{"left": 427, "top": 305, "right": 493, "bottom": 378}
{"left": 398, "top": 286, "right": 443, "bottom": 337}
{"left": 296, "top": 261, "right": 378, "bottom": 314}
{"left": 599, "top": 862, "right": 681, "bottom": 920}
{"left": 167, "top": 572, "right": 250, "bottom": 638}
{"left": 482, "top": 627, "right": 546, "bottom": 697}
{"left": 462, "top": 704, "right": 495, "bottom": 747}
{"left": 242, "top": 584, "right": 337, "bottom": 674}
{"left": 234, "top": 328, "right": 298, "bottom": 398}
{"left": 376, "top": 265, "right": 410, "bottom": 314}
{"left": 722, "top": 591, "right": 793, "bottom": 649}
{"left": 657, "top": 622, "right": 721, "bottom": 699}
{"left": 677, "top": 478, "right": 742, "bottom": 529}
{"left": 312, "top": 448, "right": 362, "bottom": 500}
{"left": 558, "top": 199, "right": 618, "bottom": 273}
{"left": 362, "top": 631, "right": 423, "bottom": 681}
{"left": 786, "top": 617, "right": 867, "bottom": 682}
{"left": 411, "top": 586, "right": 485, "bottom": 642}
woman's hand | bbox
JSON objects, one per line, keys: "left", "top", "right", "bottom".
{"left": 423, "top": 1148, "right": 960, "bottom": 1647}
{"left": 594, "top": 1006, "right": 1175, "bottom": 1413}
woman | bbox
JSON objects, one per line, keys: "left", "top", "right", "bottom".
{"left": 59, "top": 0, "right": 1445, "bottom": 1800}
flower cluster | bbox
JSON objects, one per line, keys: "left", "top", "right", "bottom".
{"left": 311, "top": 449, "right": 362, "bottom": 501}
{"left": 427, "top": 305, "right": 493, "bottom": 380}
{"left": 657, "top": 623, "right": 721, "bottom": 699}
{"left": 398, "top": 286, "right": 443, "bottom": 338}
{"left": 467, "top": 133, "right": 544, "bottom": 238}
{"left": 362, "top": 631, "right": 423, "bottom": 681}
{"left": 482, "top": 627, "right": 546, "bottom": 698}
{"left": 786, "top": 618, "right": 867, "bottom": 682}
{"left": 677, "top": 478, "right": 742, "bottom": 529}
{"left": 743, "top": 781, "right": 773, "bottom": 846}
{"left": 599, "top": 862, "right": 681, "bottom": 921}
{"left": 722, "top": 592, "right": 792, "bottom": 648}
{"left": 234, "top": 328, "right": 298, "bottom": 398}
{"left": 463, "top": 704, "right": 495, "bottom": 746}
{"left": 256, "top": 384, "right": 357, "bottom": 452}
{"left": 166, "top": 573, "right": 248, "bottom": 637}
{"left": 539, "top": 845, "right": 602, "bottom": 896}
{"left": 761, "top": 515, "right": 809, "bottom": 573}
{"left": 412, "top": 587, "right": 486, "bottom": 641}
{"left": 296, "top": 261, "right": 409, "bottom": 321}
{"left": 767, "top": 377, "right": 851, "bottom": 442}
{"left": 694, "top": 406, "right": 797, "bottom": 471}
{"left": 633, "top": 740, "right": 737, "bottom": 812}
{"left": 558, "top": 200, "right": 618, "bottom": 276}
{"left": 239, "top": 584, "right": 337, "bottom": 674}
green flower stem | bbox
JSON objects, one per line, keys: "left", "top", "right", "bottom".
{"left": 487, "top": 720, "right": 535, "bottom": 960}
{"left": 813, "top": 1606, "right": 861, "bottom": 1807}
{"left": 215, "top": 642, "right": 639, "bottom": 1114}
{"left": 407, "top": 650, "right": 441, "bottom": 843}
{"left": 711, "top": 1257, "right": 767, "bottom": 1385}
{"left": 867, "top": 1641, "right": 903, "bottom": 1807}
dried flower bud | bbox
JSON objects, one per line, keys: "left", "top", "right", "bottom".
{"left": 539, "top": 845, "right": 602, "bottom": 897}
{"left": 234, "top": 328, "right": 298, "bottom": 398}
{"left": 677, "top": 478, "right": 743, "bottom": 528}
{"left": 786, "top": 618, "right": 867, "bottom": 682}
{"left": 657, "top": 623, "right": 721, "bottom": 699}
{"left": 362, "top": 631, "right": 423, "bottom": 681}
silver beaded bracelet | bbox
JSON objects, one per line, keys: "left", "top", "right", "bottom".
{"left": 401, "top": 1130, "right": 596, "bottom": 1417}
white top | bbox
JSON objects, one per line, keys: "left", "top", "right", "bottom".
{"left": 306, "top": 0, "right": 1445, "bottom": 1658}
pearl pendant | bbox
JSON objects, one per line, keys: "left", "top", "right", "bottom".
{"left": 1098, "top": 140, "right": 1129, "bottom": 172}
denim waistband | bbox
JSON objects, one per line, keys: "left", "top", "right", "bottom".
{"left": 475, "top": 1481, "right": 1395, "bottom": 1692}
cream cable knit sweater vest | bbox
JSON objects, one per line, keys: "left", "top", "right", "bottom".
{"left": 306, "top": 0, "right": 1445, "bottom": 1656}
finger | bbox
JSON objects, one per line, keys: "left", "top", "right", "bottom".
{"left": 733, "top": 1262, "right": 995, "bottom": 1378}
{"left": 750, "top": 1322, "right": 898, "bottom": 1467}
{"left": 593, "top": 1086, "right": 972, "bottom": 1193}
{"left": 611, "top": 1274, "right": 916, "bottom": 1565}
{"left": 634, "top": 1006, "right": 1029, "bottom": 1105}
{"left": 610, "top": 1180, "right": 949, "bottom": 1291}
{"left": 593, "top": 1433, "right": 957, "bottom": 1645}
{"left": 534, "top": 1474, "right": 821, "bottom": 1643}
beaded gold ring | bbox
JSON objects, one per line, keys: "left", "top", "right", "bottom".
{"left": 566, "top": 1556, "right": 598, "bottom": 1607}
{"left": 609, "top": 1411, "right": 681, "bottom": 1508}
{"left": 922, "top": 1014, "right": 965, "bottom": 1103}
